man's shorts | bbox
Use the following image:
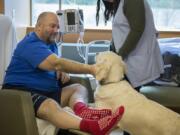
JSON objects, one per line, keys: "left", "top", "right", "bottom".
{"left": 2, "top": 84, "right": 62, "bottom": 116}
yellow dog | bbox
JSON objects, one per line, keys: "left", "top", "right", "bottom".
{"left": 94, "top": 51, "right": 180, "bottom": 135}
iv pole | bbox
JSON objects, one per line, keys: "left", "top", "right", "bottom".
{"left": 59, "top": 0, "right": 61, "bottom": 10}
{"left": 56, "top": 1, "right": 87, "bottom": 63}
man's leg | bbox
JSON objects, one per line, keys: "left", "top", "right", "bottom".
{"left": 61, "top": 83, "right": 112, "bottom": 120}
{"left": 37, "top": 98, "right": 81, "bottom": 129}
{"left": 2, "top": 84, "right": 125, "bottom": 134}
{"left": 61, "top": 83, "right": 88, "bottom": 108}
{"left": 37, "top": 98, "right": 125, "bottom": 135}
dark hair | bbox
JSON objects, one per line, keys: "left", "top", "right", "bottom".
{"left": 96, "top": 0, "right": 120, "bottom": 26}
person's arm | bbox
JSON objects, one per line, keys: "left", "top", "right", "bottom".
{"left": 110, "top": 40, "right": 116, "bottom": 52}
{"left": 38, "top": 53, "right": 95, "bottom": 75}
{"left": 118, "top": 0, "right": 145, "bottom": 59}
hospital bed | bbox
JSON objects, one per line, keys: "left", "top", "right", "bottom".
{"left": 157, "top": 37, "right": 180, "bottom": 85}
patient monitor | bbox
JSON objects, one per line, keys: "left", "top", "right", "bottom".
{"left": 57, "top": 9, "right": 84, "bottom": 33}
{"left": 56, "top": 9, "right": 85, "bottom": 59}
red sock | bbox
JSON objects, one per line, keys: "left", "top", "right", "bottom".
{"left": 80, "top": 106, "right": 124, "bottom": 135}
{"left": 74, "top": 102, "right": 112, "bottom": 120}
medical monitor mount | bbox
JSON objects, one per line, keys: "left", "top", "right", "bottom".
{"left": 57, "top": 9, "right": 84, "bottom": 34}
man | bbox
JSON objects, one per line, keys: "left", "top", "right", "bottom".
{"left": 2, "top": 12, "right": 124, "bottom": 135}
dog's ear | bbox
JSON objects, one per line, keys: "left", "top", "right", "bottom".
{"left": 95, "top": 61, "right": 111, "bottom": 81}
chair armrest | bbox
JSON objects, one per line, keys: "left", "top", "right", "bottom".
{"left": 69, "top": 74, "right": 94, "bottom": 103}
{"left": 0, "top": 89, "right": 39, "bottom": 135}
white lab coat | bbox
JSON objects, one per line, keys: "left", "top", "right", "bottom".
{"left": 0, "top": 14, "right": 17, "bottom": 86}
{"left": 112, "top": 0, "right": 164, "bottom": 88}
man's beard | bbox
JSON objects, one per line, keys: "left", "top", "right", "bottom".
{"left": 46, "top": 32, "right": 58, "bottom": 44}
{"left": 49, "top": 35, "right": 56, "bottom": 43}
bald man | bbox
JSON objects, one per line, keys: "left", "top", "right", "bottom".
{"left": 2, "top": 12, "right": 124, "bottom": 135}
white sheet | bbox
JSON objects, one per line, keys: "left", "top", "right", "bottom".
{"left": 159, "top": 37, "right": 180, "bottom": 55}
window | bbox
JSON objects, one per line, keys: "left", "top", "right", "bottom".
{"left": 60, "top": 0, "right": 111, "bottom": 29}
{"left": 147, "top": 0, "right": 180, "bottom": 30}
{"left": 31, "top": 0, "right": 111, "bottom": 29}
{"left": 31, "top": 0, "right": 180, "bottom": 30}
{"left": 31, "top": 0, "right": 59, "bottom": 26}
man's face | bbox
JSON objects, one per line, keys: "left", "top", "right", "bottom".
{"left": 40, "top": 15, "right": 60, "bottom": 44}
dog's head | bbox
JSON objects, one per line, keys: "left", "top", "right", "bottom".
{"left": 95, "top": 51, "right": 126, "bottom": 84}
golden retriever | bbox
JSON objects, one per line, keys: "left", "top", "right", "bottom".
{"left": 94, "top": 51, "right": 180, "bottom": 135}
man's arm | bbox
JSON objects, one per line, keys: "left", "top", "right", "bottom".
{"left": 38, "top": 54, "right": 95, "bottom": 75}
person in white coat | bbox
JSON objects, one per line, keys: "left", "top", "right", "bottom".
{"left": 96, "top": 0, "right": 164, "bottom": 89}
{"left": 0, "top": 14, "right": 17, "bottom": 87}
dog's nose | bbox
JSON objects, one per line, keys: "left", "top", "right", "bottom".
{"left": 96, "top": 52, "right": 99, "bottom": 56}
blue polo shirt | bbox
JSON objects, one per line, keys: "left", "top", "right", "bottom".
{"left": 3, "top": 32, "right": 60, "bottom": 92}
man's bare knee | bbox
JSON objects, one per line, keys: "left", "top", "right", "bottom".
{"left": 75, "top": 83, "right": 87, "bottom": 92}
{"left": 72, "top": 84, "right": 89, "bottom": 101}
{"left": 61, "top": 83, "right": 89, "bottom": 108}
{"left": 37, "top": 98, "right": 62, "bottom": 119}
{"left": 70, "top": 84, "right": 88, "bottom": 105}
{"left": 63, "top": 83, "right": 88, "bottom": 98}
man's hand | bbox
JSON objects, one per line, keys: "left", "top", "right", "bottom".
{"left": 57, "top": 71, "right": 70, "bottom": 84}
{"left": 92, "top": 62, "right": 110, "bottom": 81}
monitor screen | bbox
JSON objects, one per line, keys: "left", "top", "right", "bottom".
{"left": 67, "top": 12, "right": 75, "bottom": 25}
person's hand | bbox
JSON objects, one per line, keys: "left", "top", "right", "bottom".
{"left": 91, "top": 62, "right": 110, "bottom": 81}
{"left": 57, "top": 71, "right": 70, "bottom": 84}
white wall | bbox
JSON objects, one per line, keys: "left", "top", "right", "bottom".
{"left": 5, "top": 0, "right": 30, "bottom": 41}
